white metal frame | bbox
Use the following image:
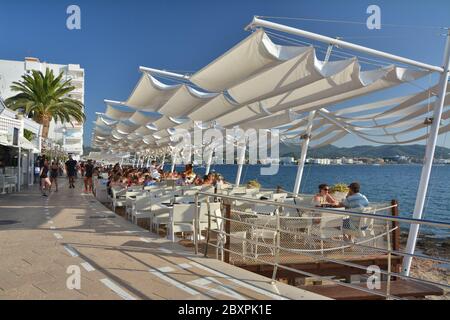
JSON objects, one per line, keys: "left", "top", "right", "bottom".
{"left": 246, "top": 17, "right": 450, "bottom": 275}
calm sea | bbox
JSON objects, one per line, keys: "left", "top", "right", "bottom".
{"left": 172, "top": 164, "right": 450, "bottom": 237}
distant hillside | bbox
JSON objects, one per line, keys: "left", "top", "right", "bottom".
{"left": 280, "top": 144, "right": 450, "bottom": 159}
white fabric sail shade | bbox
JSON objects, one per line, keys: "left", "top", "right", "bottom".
{"left": 92, "top": 28, "right": 446, "bottom": 155}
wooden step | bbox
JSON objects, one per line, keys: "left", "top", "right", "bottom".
{"left": 299, "top": 280, "right": 444, "bottom": 300}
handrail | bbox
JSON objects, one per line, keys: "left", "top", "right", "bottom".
{"left": 198, "top": 191, "right": 450, "bottom": 229}
{"left": 195, "top": 190, "right": 450, "bottom": 300}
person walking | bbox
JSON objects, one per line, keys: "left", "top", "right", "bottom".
{"left": 49, "top": 161, "right": 59, "bottom": 192}
{"left": 65, "top": 155, "right": 78, "bottom": 189}
{"left": 84, "top": 160, "right": 94, "bottom": 193}
{"left": 40, "top": 159, "right": 51, "bottom": 197}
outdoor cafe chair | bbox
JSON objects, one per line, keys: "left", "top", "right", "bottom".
{"left": 168, "top": 204, "right": 197, "bottom": 242}
{"left": 111, "top": 187, "right": 127, "bottom": 212}
{"left": 198, "top": 202, "right": 222, "bottom": 234}
{"left": 310, "top": 215, "right": 345, "bottom": 254}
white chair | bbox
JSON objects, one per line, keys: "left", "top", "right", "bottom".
{"left": 226, "top": 231, "right": 248, "bottom": 261}
{"left": 168, "top": 204, "right": 197, "bottom": 242}
{"left": 244, "top": 215, "right": 277, "bottom": 258}
{"left": 149, "top": 194, "right": 175, "bottom": 233}
{"left": 345, "top": 207, "right": 376, "bottom": 241}
{"left": 245, "top": 188, "right": 260, "bottom": 196}
{"left": 281, "top": 217, "right": 312, "bottom": 242}
{"left": 5, "top": 175, "right": 17, "bottom": 193}
{"left": 214, "top": 212, "right": 248, "bottom": 260}
{"left": 250, "top": 229, "right": 277, "bottom": 259}
{"left": 252, "top": 204, "right": 278, "bottom": 216}
{"left": 198, "top": 202, "right": 222, "bottom": 233}
{"left": 183, "top": 185, "right": 202, "bottom": 196}
{"left": 131, "top": 194, "right": 153, "bottom": 224}
{"left": 174, "top": 195, "right": 196, "bottom": 204}
{"left": 0, "top": 175, "right": 8, "bottom": 194}
{"left": 111, "top": 187, "right": 127, "bottom": 212}
{"left": 229, "top": 187, "right": 247, "bottom": 195}
{"left": 125, "top": 191, "right": 146, "bottom": 220}
{"left": 311, "top": 216, "right": 344, "bottom": 254}
{"left": 271, "top": 193, "right": 288, "bottom": 202}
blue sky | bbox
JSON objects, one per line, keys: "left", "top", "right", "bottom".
{"left": 1, "top": 0, "right": 450, "bottom": 148}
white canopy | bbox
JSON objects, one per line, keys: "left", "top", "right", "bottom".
{"left": 92, "top": 27, "right": 444, "bottom": 156}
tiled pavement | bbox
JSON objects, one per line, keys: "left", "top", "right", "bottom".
{"left": 0, "top": 179, "right": 328, "bottom": 300}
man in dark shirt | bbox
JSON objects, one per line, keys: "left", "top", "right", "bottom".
{"left": 65, "top": 155, "right": 78, "bottom": 189}
{"left": 84, "top": 160, "right": 94, "bottom": 193}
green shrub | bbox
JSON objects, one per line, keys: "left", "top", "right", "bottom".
{"left": 246, "top": 180, "right": 261, "bottom": 189}
{"left": 330, "top": 183, "right": 349, "bottom": 193}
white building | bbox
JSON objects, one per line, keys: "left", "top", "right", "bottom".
{"left": 0, "top": 57, "right": 84, "bottom": 159}
{"left": 280, "top": 157, "right": 295, "bottom": 165}
{"left": 308, "top": 158, "right": 332, "bottom": 165}
{"left": 1, "top": 97, "right": 42, "bottom": 190}
{"left": 331, "top": 158, "right": 343, "bottom": 165}
{"left": 342, "top": 157, "right": 354, "bottom": 165}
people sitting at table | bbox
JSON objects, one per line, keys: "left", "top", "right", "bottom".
{"left": 312, "top": 184, "right": 339, "bottom": 207}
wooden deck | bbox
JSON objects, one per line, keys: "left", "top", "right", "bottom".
{"left": 299, "top": 280, "right": 444, "bottom": 300}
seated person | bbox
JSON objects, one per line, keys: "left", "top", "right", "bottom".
{"left": 335, "top": 182, "right": 370, "bottom": 240}
{"left": 214, "top": 174, "right": 228, "bottom": 189}
{"left": 143, "top": 175, "right": 156, "bottom": 187}
{"left": 193, "top": 175, "right": 203, "bottom": 186}
{"left": 202, "top": 174, "right": 214, "bottom": 186}
{"left": 150, "top": 168, "right": 161, "bottom": 181}
{"left": 338, "top": 182, "right": 369, "bottom": 210}
{"left": 312, "top": 184, "right": 339, "bottom": 207}
{"left": 184, "top": 164, "right": 196, "bottom": 185}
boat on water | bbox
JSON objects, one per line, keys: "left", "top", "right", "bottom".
{"left": 88, "top": 16, "right": 450, "bottom": 300}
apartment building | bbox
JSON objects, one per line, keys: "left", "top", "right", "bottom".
{"left": 0, "top": 57, "right": 85, "bottom": 159}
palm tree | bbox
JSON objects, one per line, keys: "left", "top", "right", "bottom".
{"left": 5, "top": 68, "right": 85, "bottom": 139}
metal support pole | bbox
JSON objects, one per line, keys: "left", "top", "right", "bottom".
{"left": 235, "top": 144, "right": 247, "bottom": 186}
{"left": 324, "top": 44, "right": 334, "bottom": 63}
{"left": 194, "top": 193, "right": 199, "bottom": 255}
{"left": 224, "top": 203, "right": 231, "bottom": 264}
{"left": 171, "top": 151, "right": 177, "bottom": 173}
{"left": 403, "top": 30, "right": 450, "bottom": 275}
{"left": 246, "top": 17, "right": 443, "bottom": 73}
{"left": 205, "top": 148, "right": 214, "bottom": 176}
{"left": 293, "top": 111, "right": 316, "bottom": 195}
{"left": 17, "top": 116, "right": 24, "bottom": 192}
{"left": 161, "top": 154, "right": 166, "bottom": 170}
{"left": 139, "top": 66, "right": 191, "bottom": 80}
{"left": 18, "top": 146, "right": 21, "bottom": 192}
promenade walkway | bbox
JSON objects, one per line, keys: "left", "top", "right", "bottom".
{"left": 0, "top": 178, "right": 327, "bottom": 300}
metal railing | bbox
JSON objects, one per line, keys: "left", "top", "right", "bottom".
{"left": 194, "top": 191, "right": 450, "bottom": 300}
